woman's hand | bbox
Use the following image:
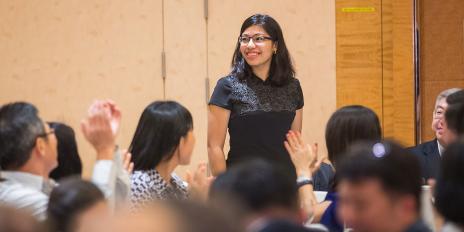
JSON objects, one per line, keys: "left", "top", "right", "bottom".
{"left": 185, "top": 162, "right": 214, "bottom": 201}
{"left": 81, "top": 100, "right": 118, "bottom": 160}
{"left": 284, "top": 130, "right": 321, "bottom": 176}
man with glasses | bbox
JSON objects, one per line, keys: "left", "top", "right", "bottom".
{"left": 409, "top": 88, "right": 461, "bottom": 181}
{"left": 0, "top": 100, "right": 127, "bottom": 220}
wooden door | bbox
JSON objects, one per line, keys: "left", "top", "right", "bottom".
{"left": 419, "top": 0, "right": 464, "bottom": 142}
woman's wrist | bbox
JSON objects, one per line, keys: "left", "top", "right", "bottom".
{"left": 296, "top": 169, "right": 311, "bottom": 178}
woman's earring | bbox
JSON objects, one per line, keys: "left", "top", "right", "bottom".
{"left": 273, "top": 49, "right": 277, "bottom": 54}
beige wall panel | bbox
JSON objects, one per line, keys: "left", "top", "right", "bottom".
{"left": 164, "top": 0, "right": 207, "bottom": 176}
{"left": 0, "top": 1, "right": 164, "bottom": 177}
{"left": 208, "top": 0, "right": 336, "bottom": 157}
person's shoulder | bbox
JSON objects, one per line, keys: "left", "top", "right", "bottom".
{"left": 217, "top": 75, "right": 237, "bottom": 83}
{"left": 130, "top": 169, "right": 157, "bottom": 184}
{"left": 171, "top": 173, "right": 187, "bottom": 188}
{"left": 0, "top": 180, "right": 48, "bottom": 218}
{"left": 288, "top": 77, "right": 301, "bottom": 84}
{"left": 284, "top": 77, "right": 302, "bottom": 90}
{"left": 215, "top": 75, "right": 241, "bottom": 89}
{"left": 408, "top": 139, "right": 437, "bottom": 156}
{"left": 0, "top": 180, "right": 48, "bottom": 201}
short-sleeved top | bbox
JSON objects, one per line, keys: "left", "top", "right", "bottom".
{"left": 209, "top": 74, "right": 304, "bottom": 177}
{"left": 130, "top": 169, "right": 188, "bottom": 211}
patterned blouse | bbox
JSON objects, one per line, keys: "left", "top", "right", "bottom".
{"left": 130, "top": 169, "right": 188, "bottom": 210}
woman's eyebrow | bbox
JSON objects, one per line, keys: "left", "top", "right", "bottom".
{"left": 241, "top": 32, "right": 266, "bottom": 36}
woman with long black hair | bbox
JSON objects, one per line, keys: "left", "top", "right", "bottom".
{"left": 208, "top": 14, "right": 304, "bottom": 178}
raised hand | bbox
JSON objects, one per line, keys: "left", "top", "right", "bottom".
{"left": 284, "top": 130, "right": 321, "bottom": 176}
{"left": 81, "top": 100, "right": 119, "bottom": 160}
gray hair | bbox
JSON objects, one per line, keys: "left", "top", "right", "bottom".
{"left": 0, "top": 102, "right": 45, "bottom": 170}
{"left": 435, "top": 88, "right": 462, "bottom": 110}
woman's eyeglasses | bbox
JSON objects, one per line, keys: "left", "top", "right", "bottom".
{"left": 38, "top": 129, "right": 55, "bottom": 138}
{"left": 238, "top": 35, "right": 273, "bottom": 45}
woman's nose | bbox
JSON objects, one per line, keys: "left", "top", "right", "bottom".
{"left": 247, "top": 39, "right": 256, "bottom": 48}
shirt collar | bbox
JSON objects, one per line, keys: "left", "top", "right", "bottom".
{"left": 250, "top": 73, "right": 271, "bottom": 85}
{"left": 146, "top": 169, "right": 187, "bottom": 196}
{"left": 0, "top": 171, "right": 56, "bottom": 195}
{"left": 437, "top": 140, "right": 445, "bottom": 156}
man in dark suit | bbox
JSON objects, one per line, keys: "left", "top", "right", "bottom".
{"left": 409, "top": 88, "right": 461, "bottom": 181}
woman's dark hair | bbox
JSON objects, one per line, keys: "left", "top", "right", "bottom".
{"left": 48, "top": 122, "right": 82, "bottom": 180}
{"left": 230, "top": 14, "right": 295, "bottom": 86}
{"left": 129, "top": 101, "right": 193, "bottom": 171}
{"left": 435, "top": 141, "right": 464, "bottom": 226}
{"left": 47, "top": 178, "right": 105, "bottom": 232}
{"left": 325, "top": 105, "right": 382, "bottom": 168}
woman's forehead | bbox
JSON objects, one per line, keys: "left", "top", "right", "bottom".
{"left": 242, "top": 25, "right": 268, "bottom": 35}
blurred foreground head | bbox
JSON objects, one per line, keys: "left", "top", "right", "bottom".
{"left": 0, "top": 205, "right": 45, "bottom": 232}
{"left": 88, "top": 200, "right": 242, "bottom": 232}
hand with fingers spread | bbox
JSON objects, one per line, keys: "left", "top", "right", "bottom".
{"left": 81, "top": 100, "right": 119, "bottom": 160}
{"left": 185, "top": 162, "right": 214, "bottom": 201}
{"left": 285, "top": 130, "right": 321, "bottom": 176}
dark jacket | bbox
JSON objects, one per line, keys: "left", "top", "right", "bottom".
{"left": 408, "top": 139, "right": 441, "bottom": 181}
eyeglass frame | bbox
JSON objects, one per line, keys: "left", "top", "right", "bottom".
{"left": 238, "top": 35, "right": 274, "bottom": 45}
{"left": 37, "top": 128, "right": 55, "bottom": 139}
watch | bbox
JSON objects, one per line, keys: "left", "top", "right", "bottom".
{"left": 296, "top": 176, "right": 314, "bottom": 188}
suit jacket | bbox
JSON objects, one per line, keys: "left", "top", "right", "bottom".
{"left": 408, "top": 139, "right": 441, "bottom": 181}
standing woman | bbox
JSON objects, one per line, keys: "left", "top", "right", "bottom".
{"left": 208, "top": 14, "right": 304, "bottom": 177}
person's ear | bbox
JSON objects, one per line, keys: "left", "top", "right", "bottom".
{"left": 34, "top": 137, "right": 47, "bottom": 157}
{"left": 273, "top": 42, "right": 278, "bottom": 53}
{"left": 178, "top": 136, "right": 186, "bottom": 154}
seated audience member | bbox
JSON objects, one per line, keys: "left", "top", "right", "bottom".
{"left": 409, "top": 88, "right": 461, "bottom": 181}
{"left": 0, "top": 100, "right": 129, "bottom": 220}
{"left": 47, "top": 178, "right": 108, "bottom": 232}
{"left": 337, "top": 141, "right": 430, "bottom": 232}
{"left": 435, "top": 142, "right": 464, "bottom": 232}
{"left": 286, "top": 105, "right": 382, "bottom": 231}
{"left": 129, "top": 101, "right": 210, "bottom": 210}
{"left": 0, "top": 205, "right": 46, "bottom": 232}
{"left": 48, "top": 122, "right": 83, "bottom": 180}
{"left": 312, "top": 105, "right": 382, "bottom": 191}
{"left": 210, "top": 160, "right": 325, "bottom": 232}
